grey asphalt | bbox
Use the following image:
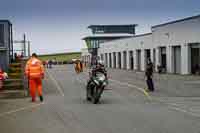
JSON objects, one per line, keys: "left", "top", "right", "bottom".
{"left": 0, "top": 65, "right": 200, "bottom": 133}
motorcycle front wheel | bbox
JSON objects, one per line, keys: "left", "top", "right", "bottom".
{"left": 92, "top": 86, "right": 104, "bottom": 104}
{"left": 86, "top": 83, "right": 92, "bottom": 101}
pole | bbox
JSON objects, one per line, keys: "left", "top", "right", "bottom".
{"left": 10, "top": 24, "right": 14, "bottom": 61}
{"left": 23, "top": 34, "right": 26, "bottom": 57}
{"left": 28, "top": 41, "right": 31, "bottom": 57}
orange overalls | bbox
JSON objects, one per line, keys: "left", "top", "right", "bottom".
{"left": 74, "top": 62, "right": 80, "bottom": 73}
{"left": 25, "top": 57, "right": 44, "bottom": 102}
{"left": 74, "top": 61, "right": 83, "bottom": 73}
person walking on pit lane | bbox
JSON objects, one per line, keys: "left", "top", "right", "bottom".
{"left": 25, "top": 53, "right": 44, "bottom": 102}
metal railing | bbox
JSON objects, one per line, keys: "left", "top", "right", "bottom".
{"left": 21, "top": 59, "right": 29, "bottom": 96}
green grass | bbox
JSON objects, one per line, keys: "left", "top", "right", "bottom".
{"left": 38, "top": 52, "right": 81, "bottom": 62}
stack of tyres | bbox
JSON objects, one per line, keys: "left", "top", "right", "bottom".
{"left": 0, "top": 62, "right": 27, "bottom": 99}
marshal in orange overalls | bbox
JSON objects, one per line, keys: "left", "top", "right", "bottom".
{"left": 25, "top": 54, "right": 44, "bottom": 102}
{"left": 74, "top": 60, "right": 84, "bottom": 74}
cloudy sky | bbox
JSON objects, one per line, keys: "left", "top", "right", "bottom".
{"left": 0, "top": 0, "right": 200, "bottom": 54}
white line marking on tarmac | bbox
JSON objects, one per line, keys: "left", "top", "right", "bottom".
{"left": 109, "top": 79, "right": 151, "bottom": 100}
{"left": 46, "top": 69, "right": 65, "bottom": 97}
{"left": 169, "top": 106, "right": 200, "bottom": 118}
{"left": 83, "top": 70, "right": 200, "bottom": 118}
{"left": 111, "top": 79, "right": 200, "bottom": 118}
{"left": 0, "top": 103, "right": 44, "bottom": 117}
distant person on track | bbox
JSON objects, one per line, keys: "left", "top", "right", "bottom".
{"left": 74, "top": 60, "right": 79, "bottom": 73}
{"left": 0, "top": 68, "right": 8, "bottom": 90}
{"left": 43, "top": 61, "right": 47, "bottom": 68}
{"left": 145, "top": 58, "right": 155, "bottom": 92}
{"left": 80, "top": 61, "right": 84, "bottom": 72}
{"left": 48, "top": 59, "right": 53, "bottom": 69}
{"left": 25, "top": 53, "right": 44, "bottom": 102}
{"left": 74, "top": 60, "right": 83, "bottom": 74}
{"left": 45, "top": 60, "right": 48, "bottom": 68}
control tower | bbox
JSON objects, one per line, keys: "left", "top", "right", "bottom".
{"left": 83, "top": 24, "right": 138, "bottom": 66}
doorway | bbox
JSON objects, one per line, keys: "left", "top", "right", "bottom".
{"left": 191, "top": 43, "right": 200, "bottom": 74}
{"left": 105, "top": 53, "right": 108, "bottom": 67}
{"left": 109, "top": 53, "right": 112, "bottom": 68}
{"left": 172, "top": 46, "right": 181, "bottom": 74}
{"left": 118, "top": 52, "right": 121, "bottom": 69}
{"left": 153, "top": 49, "right": 156, "bottom": 70}
{"left": 129, "top": 51, "right": 134, "bottom": 70}
{"left": 160, "top": 47, "right": 167, "bottom": 72}
{"left": 113, "top": 52, "right": 116, "bottom": 68}
{"left": 136, "top": 50, "right": 141, "bottom": 71}
{"left": 123, "top": 51, "right": 127, "bottom": 69}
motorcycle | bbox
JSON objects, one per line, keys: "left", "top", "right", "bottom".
{"left": 86, "top": 71, "right": 108, "bottom": 104}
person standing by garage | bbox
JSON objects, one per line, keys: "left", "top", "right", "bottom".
{"left": 145, "top": 58, "right": 155, "bottom": 92}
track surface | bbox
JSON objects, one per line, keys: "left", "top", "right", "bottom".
{"left": 0, "top": 65, "right": 200, "bottom": 133}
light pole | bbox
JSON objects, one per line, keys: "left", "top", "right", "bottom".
{"left": 23, "top": 34, "right": 26, "bottom": 57}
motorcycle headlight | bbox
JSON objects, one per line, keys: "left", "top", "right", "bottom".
{"left": 99, "top": 76, "right": 105, "bottom": 81}
{"left": 103, "top": 81, "right": 107, "bottom": 86}
{"left": 96, "top": 73, "right": 105, "bottom": 81}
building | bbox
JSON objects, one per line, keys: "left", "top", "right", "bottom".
{"left": 98, "top": 33, "right": 153, "bottom": 70}
{"left": 81, "top": 48, "right": 91, "bottom": 65}
{"left": 0, "top": 20, "right": 13, "bottom": 71}
{"left": 82, "top": 25, "right": 137, "bottom": 66}
{"left": 82, "top": 14, "right": 200, "bottom": 75}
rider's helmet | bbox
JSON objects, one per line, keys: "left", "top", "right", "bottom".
{"left": 97, "top": 60, "right": 104, "bottom": 67}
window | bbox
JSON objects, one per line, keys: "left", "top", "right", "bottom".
{"left": 0, "top": 24, "right": 4, "bottom": 46}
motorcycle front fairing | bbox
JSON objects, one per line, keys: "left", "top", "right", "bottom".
{"left": 94, "top": 73, "right": 107, "bottom": 86}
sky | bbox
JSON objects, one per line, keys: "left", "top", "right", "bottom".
{"left": 0, "top": 0, "right": 200, "bottom": 54}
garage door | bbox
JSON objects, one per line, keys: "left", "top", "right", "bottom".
{"left": 173, "top": 46, "right": 181, "bottom": 74}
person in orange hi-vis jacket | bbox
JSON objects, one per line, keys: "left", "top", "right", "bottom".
{"left": 25, "top": 53, "right": 44, "bottom": 102}
{"left": 74, "top": 60, "right": 80, "bottom": 73}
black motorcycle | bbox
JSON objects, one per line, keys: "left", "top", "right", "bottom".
{"left": 86, "top": 72, "right": 108, "bottom": 104}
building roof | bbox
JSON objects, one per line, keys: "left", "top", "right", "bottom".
{"left": 0, "top": 20, "right": 12, "bottom": 25}
{"left": 133, "top": 33, "right": 152, "bottom": 38}
{"left": 88, "top": 24, "right": 138, "bottom": 34}
{"left": 82, "top": 36, "right": 132, "bottom": 40}
{"left": 152, "top": 14, "right": 200, "bottom": 29}
{"left": 88, "top": 24, "right": 138, "bottom": 28}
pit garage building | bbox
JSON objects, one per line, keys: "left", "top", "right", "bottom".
{"left": 0, "top": 20, "right": 13, "bottom": 71}
{"left": 82, "top": 14, "right": 200, "bottom": 75}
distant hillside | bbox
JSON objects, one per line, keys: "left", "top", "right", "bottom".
{"left": 39, "top": 52, "right": 81, "bottom": 62}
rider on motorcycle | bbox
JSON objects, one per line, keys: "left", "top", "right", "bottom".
{"left": 87, "top": 60, "right": 107, "bottom": 101}
{"left": 91, "top": 60, "right": 107, "bottom": 78}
